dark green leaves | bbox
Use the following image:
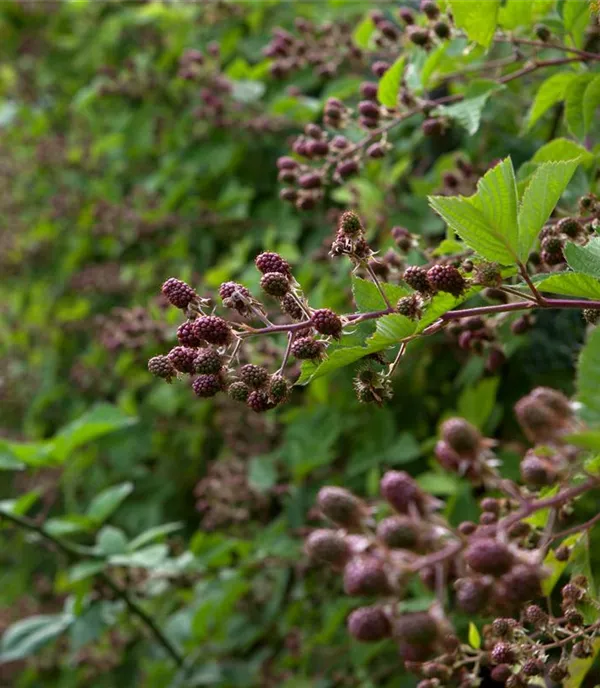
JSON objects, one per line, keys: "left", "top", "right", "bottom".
{"left": 565, "top": 238, "right": 600, "bottom": 278}
{"left": 0, "top": 614, "right": 73, "bottom": 663}
{"left": 527, "top": 72, "right": 577, "bottom": 129}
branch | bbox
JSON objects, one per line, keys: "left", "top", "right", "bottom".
{"left": 494, "top": 35, "right": 600, "bottom": 62}
{"left": 550, "top": 511, "right": 600, "bottom": 542}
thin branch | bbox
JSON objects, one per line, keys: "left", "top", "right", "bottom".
{"left": 494, "top": 35, "right": 600, "bottom": 62}
{"left": 518, "top": 261, "right": 547, "bottom": 305}
{"left": 365, "top": 262, "right": 393, "bottom": 309}
{"left": 550, "top": 512, "right": 600, "bottom": 542}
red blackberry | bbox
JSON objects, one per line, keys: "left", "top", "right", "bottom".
{"left": 148, "top": 355, "right": 175, "bottom": 382}
{"left": 491, "top": 665, "right": 512, "bottom": 683}
{"left": 281, "top": 293, "right": 304, "bottom": 320}
{"left": 396, "top": 294, "right": 422, "bottom": 320}
{"left": 500, "top": 564, "right": 542, "bottom": 605}
{"left": 395, "top": 612, "right": 438, "bottom": 646}
{"left": 440, "top": 417, "right": 481, "bottom": 456}
{"left": 524, "top": 605, "right": 547, "bottom": 626}
{"left": 548, "top": 665, "right": 568, "bottom": 683}
{"left": 260, "top": 271, "right": 290, "bottom": 297}
{"left": 465, "top": 538, "right": 513, "bottom": 576}
{"left": 247, "top": 389, "right": 272, "bottom": 413}
{"left": 269, "top": 374, "right": 291, "bottom": 403}
{"left": 520, "top": 454, "right": 556, "bottom": 486}
{"left": 347, "top": 606, "right": 391, "bottom": 642}
{"left": 192, "top": 315, "right": 232, "bottom": 346}
{"left": 541, "top": 235, "right": 564, "bottom": 265}
{"left": 228, "top": 381, "right": 250, "bottom": 402}
{"left": 456, "top": 578, "right": 488, "bottom": 613}
{"left": 360, "top": 81, "right": 378, "bottom": 100}
{"left": 392, "top": 226, "right": 413, "bottom": 251}
{"left": 427, "top": 265, "right": 466, "bottom": 296}
{"left": 192, "top": 374, "right": 222, "bottom": 398}
{"left": 161, "top": 277, "right": 198, "bottom": 309}
{"left": 219, "top": 281, "right": 250, "bottom": 302}
{"left": 177, "top": 321, "right": 205, "bottom": 347}
{"left": 255, "top": 251, "right": 291, "bottom": 276}
{"left": 343, "top": 556, "right": 391, "bottom": 596}
{"left": 305, "top": 529, "right": 350, "bottom": 567}
{"left": 398, "top": 7, "right": 414, "bottom": 24}
{"left": 239, "top": 364, "right": 269, "bottom": 389}
{"left": 167, "top": 346, "right": 197, "bottom": 374}
{"left": 407, "top": 25, "right": 430, "bottom": 46}
{"left": 491, "top": 642, "right": 516, "bottom": 665}
{"left": 317, "top": 486, "right": 364, "bottom": 527}
{"left": 311, "top": 308, "right": 342, "bottom": 338}
{"left": 291, "top": 336, "right": 325, "bottom": 361}
{"left": 336, "top": 160, "right": 359, "bottom": 179}
{"left": 376, "top": 516, "right": 420, "bottom": 550}
{"left": 372, "top": 61, "right": 390, "bottom": 77}
{"left": 380, "top": 471, "right": 424, "bottom": 514}
{"left": 403, "top": 266, "right": 432, "bottom": 294}
{"left": 193, "top": 348, "right": 222, "bottom": 375}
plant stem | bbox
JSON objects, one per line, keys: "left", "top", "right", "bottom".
{"left": 550, "top": 511, "right": 600, "bottom": 542}
{"left": 518, "top": 261, "right": 546, "bottom": 305}
{"left": 365, "top": 262, "right": 393, "bottom": 309}
{"left": 0, "top": 510, "right": 184, "bottom": 668}
{"left": 495, "top": 35, "right": 600, "bottom": 62}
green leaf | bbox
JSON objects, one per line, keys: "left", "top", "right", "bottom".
{"left": 109, "top": 544, "right": 168, "bottom": 568}
{"left": 435, "top": 80, "right": 504, "bottom": 135}
{"left": 366, "top": 314, "right": 416, "bottom": 350}
{"left": 0, "top": 491, "right": 39, "bottom": 517}
{"left": 248, "top": 455, "right": 278, "bottom": 493}
{"left": 562, "top": 0, "right": 592, "bottom": 49}
{"left": 377, "top": 56, "right": 405, "bottom": 108}
{"left": 542, "top": 533, "right": 584, "bottom": 595}
{"left": 0, "top": 442, "right": 25, "bottom": 470}
{"left": 535, "top": 272, "right": 600, "bottom": 299}
{"left": 429, "top": 158, "right": 519, "bottom": 265}
{"left": 86, "top": 482, "right": 133, "bottom": 523}
{"left": 527, "top": 72, "right": 577, "bottom": 129}
{"left": 565, "top": 73, "right": 596, "bottom": 139}
{"left": 448, "top": 0, "right": 500, "bottom": 47}
{"left": 531, "top": 138, "right": 594, "bottom": 167}
{"left": 68, "top": 560, "right": 106, "bottom": 583}
{"left": 565, "top": 238, "right": 600, "bottom": 278}
{"left": 468, "top": 622, "right": 481, "bottom": 649}
{"left": 577, "top": 326, "right": 600, "bottom": 415}
{"left": 353, "top": 15, "right": 375, "bottom": 49}
{"left": 583, "top": 74, "right": 600, "bottom": 134}
{"left": 44, "top": 515, "right": 96, "bottom": 537}
{"left": 563, "top": 431, "right": 600, "bottom": 451}
{"left": 517, "top": 159, "right": 581, "bottom": 260}
{"left": 499, "top": 0, "right": 533, "bottom": 29}
{"left": 96, "top": 526, "right": 128, "bottom": 556}
{"left": 128, "top": 522, "right": 184, "bottom": 551}
{"left": 420, "top": 43, "right": 449, "bottom": 89}
{"left": 457, "top": 378, "right": 499, "bottom": 429}
{"left": 352, "top": 276, "right": 409, "bottom": 313}
{"left": 0, "top": 614, "right": 73, "bottom": 662}
{"left": 297, "top": 345, "right": 374, "bottom": 385}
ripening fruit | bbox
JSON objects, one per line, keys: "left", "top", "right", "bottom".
{"left": 255, "top": 251, "right": 291, "bottom": 276}
{"left": 280, "top": 293, "right": 304, "bottom": 320}
{"left": 161, "top": 277, "right": 198, "bottom": 309}
{"left": 465, "top": 538, "right": 513, "bottom": 575}
{"left": 167, "top": 346, "right": 197, "bottom": 374}
{"left": 193, "top": 348, "right": 222, "bottom": 375}
{"left": 427, "top": 264, "right": 466, "bottom": 296}
{"left": 347, "top": 606, "right": 391, "bottom": 642}
{"left": 239, "top": 364, "right": 269, "bottom": 389}
{"left": 247, "top": 389, "right": 271, "bottom": 413}
{"left": 343, "top": 556, "right": 391, "bottom": 596}
{"left": 338, "top": 211, "right": 364, "bottom": 236}
{"left": 260, "top": 271, "right": 290, "bottom": 297}
{"left": 380, "top": 471, "right": 424, "bottom": 514}
{"left": 403, "top": 266, "right": 432, "bottom": 294}
{"left": 520, "top": 454, "right": 557, "bottom": 487}
{"left": 177, "top": 321, "right": 205, "bottom": 347}
{"left": 583, "top": 308, "right": 600, "bottom": 325}
{"left": 440, "top": 417, "right": 481, "bottom": 456}
{"left": 317, "top": 486, "right": 364, "bottom": 527}
{"left": 192, "top": 374, "right": 222, "bottom": 398}
{"left": 396, "top": 294, "right": 422, "bottom": 320}
{"left": 305, "top": 529, "right": 350, "bottom": 567}
{"left": 148, "top": 355, "right": 175, "bottom": 382}
{"left": 193, "top": 316, "right": 232, "bottom": 346}
{"left": 491, "top": 642, "right": 516, "bottom": 665}
{"left": 376, "top": 516, "right": 420, "bottom": 549}
{"left": 394, "top": 612, "right": 439, "bottom": 646}
{"left": 311, "top": 308, "right": 343, "bottom": 338}
{"left": 269, "top": 374, "right": 291, "bottom": 403}
{"left": 291, "top": 336, "right": 325, "bottom": 361}
{"left": 228, "top": 381, "right": 250, "bottom": 402}
{"left": 456, "top": 578, "right": 489, "bottom": 614}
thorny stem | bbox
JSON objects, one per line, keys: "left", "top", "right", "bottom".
{"left": 0, "top": 510, "right": 185, "bottom": 668}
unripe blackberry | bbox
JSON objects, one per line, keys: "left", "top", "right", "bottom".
{"left": 397, "top": 294, "right": 422, "bottom": 320}
{"left": 317, "top": 486, "right": 363, "bottom": 527}
{"left": 486, "top": 347, "right": 506, "bottom": 374}
{"left": 474, "top": 261, "right": 502, "bottom": 288}
{"left": 148, "top": 355, "right": 175, "bottom": 382}
{"left": 524, "top": 605, "right": 547, "bottom": 626}
{"left": 492, "top": 618, "right": 515, "bottom": 637}
{"left": 427, "top": 265, "right": 465, "bottom": 296}
{"left": 392, "top": 226, "right": 413, "bottom": 251}
{"left": 395, "top": 612, "right": 439, "bottom": 646}
{"left": 331, "top": 135, "right": 349, "bottom": 150}
{"left": 377, "top": 516, "right": 420, "bottom": 549}
{"left": 420, "top": 0, "right": 440, "bottom": 18}
{"left": 458, "top": 521, "right": 477, "bottom": 536}
{"left": 531, "top": 387, "right": 572, "bottom": 417}
{"left": 177, "top": 321, "right": 204, "bottom": 347}
{"left": 228, "top": 381, "right": 250, "bottom": 402}
{"left": 380, "top": 471, "right": 424, "bottom": 514}
{"left": 491, "top": 642, "right": 516, "bottom": 665}
{"left": 192, "top": 374, "right": 222, "bottom": 398}
{"left": 347, "top": 606, "right": 391, "bottom": 642}
{"left": 255, "top": 251, "right": 291, "bottom": 276}
{"left": 239, "top": 364, "right": 269, "bottom": 389}
{"left": 343, "top": 556, "right": 391, "bottom": 596}
{"left": 360, "top": 81, "right": 378, "bottom": 100}
{"left": 501, "top": 565, "right": 542, "bottom": 604}
{"left": 281, "top": 293, "right": 304, "bottom": 320}
{"left": 291, "top": 336, "right": 325, "bottom": 361}
{"left": 277, "top": 156, "right": 298, "bottom": 170}
{"left": 491, "top": 664, "right": 512, "bottom": 682}
{"left": 311, "top": 308, "right": 343, "bottom": 338}
{"left": 367, "top": 142, "right": 386, "bottom": 159}
{"left": 465, "top": 539, "right": 513, "bottom": 576}
{"left": 269, "top": 374, "right": 291, "bottom": 403}
{"left": 194, "top": 348, "right": 222, "bottom": 374}
{"left": 219, "top": 282, "right": 251, "bottom": 305}
{"left": 514, "top": 398, "right": 558, "bottom": 443}
{"left": 522, "top": 659, "right": 543, "bottom": 676}
{"left": 579, "top": 193, "right": 597, "bottom": 212}
{"left": 167, "top": 346, "right": 197, "bottom": 374}
{"left": 548, "top": 664, "right": 568, "bottom": 682}
{"left": 480, "top": 497, "right": 499, "bottom": 514}
{"left": 573, "top": 641, "right": 592, "bottom": 658}
{"left": 456, "top": 578, "right": 489, "bottom": 613}
{"left": 422, "top": 663, "right": 450, "bottom": 681}
{"left": 555, "top": 544, "right": 571, "bottom": 561}
{"left": 280, "top": 187, "right": 298, "bottom": 203}
{"left": 359, "top": 100, "right": 380, "bottom": 119}
{"left": 336, "top": 159, "right": 359, "bottom": 179}
{"left": 161, "top": 277, "right": 198, "bottom": 309}
{"left": 480, "top": 512, "right": 497, "bottom": 525}
{"left": 440, "top": 417, "right": 480, "bottom": 456}
{"left": 307, "top": 139, "right": 329, "bottom": 157}
{"left": 278, "top": 169, "right": 296, "bottom": 184}
{"left": 583, "top": 308, "right": 600, "bottom": 325}
{"left": 193, "top": 315, "right": 231, "bottom": 346}
{"left": 260, "top": 271, "right": 290, "bottom": 297}
{"left": 398, "top": 7, "right": 414, "bottom": 24}
{"left": 305, "top": 529, "right": 350, "bottom": 566}
{"left": 541, "top": 235, "right": 564, "bottom": 264}
{"left": 433, "top": 20, "right": 450, "bottom": 39}
{"left": 247, "top": 389, "right": 271, "bottom": 413}
{"left": 564, "top": 607, "right": 584, "bottom": 627}
{"left": 372, "top": 60, "right": 390, "bottom": 77}
{"left": 296, "top": 195, "right": 317, "bottom": 212}
{"left": 557, "top": 217, "right": 583, "bottom": 238}
{"left": 338, "top": 210, "right": 363, "bottom": 236}
{"left": 520, "top": 455, "right": 557, "bottom": 487}
{"left": 403, "top": 265, "right": 432, "bottom": 294}
{"left": 535, "top": 23, "right": 551, "bottom": 41}
{"left": 407, "top": 25, "right": 430, "bottom": 46}
{"left": 298, "top": 172, "right": 322, "bottom": 190}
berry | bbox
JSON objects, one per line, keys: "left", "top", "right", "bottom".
{"left": 583, "top": 308, "right": 600, "bottom": 325}
{"left": 407, "top": 25, "right": 430, "bottom": 46}
{"left": 555, "top": 545, "right": 571, "bottom": 561}
{"left": 548, "top": 665, "right": 568, "bottom": 682}
{"left": 397, "top": 294, "right": 422, "bottom": 320}
{"left": 491, "top": 665, "right": 512, "bottom": 683}
{"left": 376, "top": 516, "right": 420, "bottom": 549}
{"left": 474, "top": 262, "right": 502, "bottom": 288}
{"left": 255, "top": 251, "right": 291, "bottom": 276}
{"left": 520, "top": 455, "right": 557, "bottom": 487}
{"left": 338, "top": 211, "right": 364, "bottom": 237}
{"left": 148, "top": 355, "right": 175, "bottom": 382}
{"left": 177, "top": 321, "right": 204, "bottom": 347}
{"left": 360, "top": 81, "right": 378, "bottom": 100}
{"left": 511, "top": 315, "right": 531, "bottom": 335}
{"left": 486, "top": 347, "right": 506, "bottom": 374}
{"left": 500, "top": 565, "right": 542, "bottom": 605}
{"left": 336, "top": 159, "right": 359, "bottom": 179}
{"left": 427, "top": 264, "right": 466, "bottom": 296}
{"left": 343, "top": 556, "right": 391, "bottom": 596}
{"left": 392, "top": 226, "right": 413, "bottom": 251}
{"left": 347, "top": 606, "right": 391, "bottom": 642}
{"left": 298, "top": 172, "right": 322, "bottom": 189}
{"left": 291, "top": 336, "right": 325, "bottom": 361}
{"left": 573, "top": 641, "right": 593, "bottom": 658}
{"left": 557, "top": 217, "right": 583, "bottom": 238}
{"left": 443, "top": 171, "right": 459, "bottom": 188}
{"left": 307, "top": 140, "right": 329, "bottom": 157}
{"left": 524, "top": 605, "right": 547, "bottom": 626}
{"left": 514, "top": 398, "right": 558, "bottom": 443}
{"left": 420, "top": 0, "right": 440, "bottom": 19}
{"left": 367, "top": 142, "right": 385, "bottom": 159}
{"left": 305, "top": 529, "right": 350, "bottom": 567}
{"left": 403, "top": 265, "right": 432, "bottom": 294}
{"left": 522, "top": 659, "right": 544, "bottom": 676}
{"left": 192, "top": 374, "right": 222, "bottom": 398}
{"left": 194, "top": 348, "right": 222, "bottom": 374}
{"left": 269, "top": 374, "right": 291, "bottom": 403}
{"left": 562, "top": 582, "right": 585, "bottom": 602}
{"left": 535, "top": 23, "right": 551, "bottom": 41}
{"left": 372, "top": 60, "right": 390, "bottom": 77}
{"left": 281, "top": 293, "right": 304, "bottom": 320}
{"left": 433, "top": 20, "right": 450, "bottom": 39}
{"left": 228, "top": 381, "right": 250, "bottom": 402}
{"left": 440, "top": 417, "right": 480, "bottom": 456}
{"left": 398, "top": 7, "right": 414, "bottom": 24}
{"left": 219, "top": 281, "right": 250, "bottom": 301}
{"left": 239, "top": 364, "right": 269, "bottom": 389}
{"left": 458, "top": 521, "right": 477, "bottom": 536}
{"left": 465, "top": 538, "right": 513, "bottom": 576}
{"left": 481, "top": 498, "right": 499, "bottom": 514}
{"left": 456, "top": 578, "right": 489, "bottom": 613}
{"left": 311, "top": 308, "right": 343, "bottom": 338}
{"left": 277, "top": 156, "right": 298, "bottom": 170}
{"left": 260, "top": 271, "right": 290, "bottom": 297}
{"left": 161, "top": 277, "right": 198, "bottom": 309}
{"left": 167, "top": 346, "right": 197, "bottom": 374}
{"left": 193, "top": 316, "right": 232, "bottom": 346}
{"left": 359, "top": 100, "right": 380, "bottom": 119}
{"left": 395, "top": 612, "right": 439, "bottom": 646}
{"left": 380, "top": 471, "right": 424, "bottom": 514}
{"left": 564, "top": 607, "right": 584, "bottom": 627}
{"left": 247, "top": 389, "right": 271, "bottom": 413}
{"left": 422, "top": 118, "right": 444, "bottom": 136}
{"left": 317, "top": 486, "right": 363, "bottom": 527}
{"left": 491, "top": 642, "right": 516, "bottom": 665}
{"left": 492, "top": 618, "right": 515, "bottom": 637}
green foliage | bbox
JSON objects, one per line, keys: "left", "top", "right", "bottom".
{"left": 377, "top": 56, "right": 405, "bottom": 108}
{"left": 448, "top": 0, "right": 500, "bottom": 47}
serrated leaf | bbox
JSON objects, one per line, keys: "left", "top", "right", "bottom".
{"left": 542, "top": 533, "right": 584, "bottom": 595}
{"left": 583, "top": 74, "right": 600, "bottom": 135}
{"left": 436, "top": 80, "right": 504, "bottom": 135}
{"left": 577, "top": 326, "right": 600, "bottom": 416}
{"left": 468, "top": 622, "right": 481, "bottom": 649}
{"left": 296, "top": 345, "right": 374, "bottom": 385}
{"left": 352, "top": 276, "right": 409, "bottom": 312}
{"left": 527, "top": 72, "right": 577, "bottom": 129}
{"left": 499, "top": 0, "right": 533, "bottom": 29}
{"left": 353, "top": 15, "right": 375, "bottom": 49}
{"left": 420, "top": 43, "right": 449, "bottom": 88}
{"left": 565, "top": 73, "right": 596, "bottom": 139}
{"left": 517, "top": 159, "right": 580, "bottom": 260}
{"left": 562, "top": 0, "right": 591, "bottom": 49}
{"left": 377, "top": 56, "right": 405, "bottom": 108}
{"left": 565, "top": 238, "right": 600, "bottom": 278}
{"left": 0, "top": 614, "right": 73, "bottom": 662}
{"left": 86, "top": 482, "right": 133, "bottom": 523}
{"left": 128, "top": 522, "right": 184, "bottom": 551}
{"left": 366, "top": 314, "right": 416, "bottom": 349}
{"left": 565, "top": 638, "right": 600, "bottom": 688}
{"left": 96, "top": 526, "right": 128, "bottom": 556}
{"left": 531, "top": 138, "right": 594, "bottom": 167}
{"left": 448, "top": 0, "right": 500, "bottom": 47}
{"left": 535, "top": 272, "right": 600, "bottom": 299}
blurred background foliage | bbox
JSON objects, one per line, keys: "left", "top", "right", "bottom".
{"left": 0, "top": 1, "right": 598, "bottom": 686}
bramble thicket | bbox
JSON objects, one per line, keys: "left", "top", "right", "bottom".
{"left": 2, "top": 1, "right": 600, "bottom": 687}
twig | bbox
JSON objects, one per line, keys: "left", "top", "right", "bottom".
{"left": 518, "top": 261, "right": 547, "bottom": 305}
{"left": 494, "top": 35, "right": 600, "bottom": 62}
{"left": 365, "top": 262, "right": 393, "bottom": 309}
{"left": 550, "top": 512, "right": 600, "bottom": 542}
